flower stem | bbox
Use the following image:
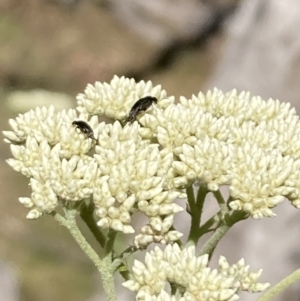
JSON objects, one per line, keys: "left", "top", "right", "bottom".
{"left": 187, "top": 184, "right": 208, "bottom": 244}
{"left": 199, "top": 210, "right": 247, "bottom": 257}
{"left": 213, "top": 190, "right": 226, "bottom": 208}
{"left": 79, "top": 201, "right": 106, "bottom": 248}
{"left": 197, "top": 214, "right": 220, "bottom": 236}
{"left": 196, "top": 184, "right": 208, "bottom": 224}
{"left": 257, "top": 269, "right": 300, "bottom": 301}
{"left": 105, "top": 229, "right": 117, "bottom": 254}
{"left": 53, "top": 210, "right": 117, "bottom": 301}
{"left": 186, "top": 185, "right": 196, "bottom": 213}
{"left": 198, "top": 223, "right": 230, "bottom": 256}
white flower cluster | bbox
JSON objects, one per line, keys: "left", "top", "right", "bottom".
{"left": 93, "top": 121, "right": 183, "bottom": 236}
{"left": 138, "top": 103, "right": 234, "bottom": 148}
{"left": 173, "top": 137, "right": 234, "bottom": 191}
{"left": 123, "top": 244, "right": 269, "bottom": 301}
{"left": 136, "top": 88, "right": 300, "bottom": 218}
{"left": 3, "top": 106, "right": 99, "bottom": 157}
{"left": 5, "top": 77, "right": 300, "bottom": 225}
{"left": 76, "top": 75, "right": 174, "bottom": 120}
{"left": 4, "top": 106, "right": 100, "bottom": 218}
{"left": 4, "top": 96, "right": 183, "bottom": 239}
{"left": 134, "top": 215, "right": 183, "bottom": 248}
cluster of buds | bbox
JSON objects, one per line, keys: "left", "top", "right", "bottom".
{"left": 5, "top": 75, "right": 299, "bottom": 300}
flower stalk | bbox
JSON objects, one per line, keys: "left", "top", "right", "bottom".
{"left": 257, "top": 269, "right": 300, "bottom": 301}
{"left": 53, "top": 210, "right": 117, "bottom": 301}
{"left": 187, "top": 184, "right": 208, "bottom": 244}
{"left": 79, "top": 201, "right": 106, "bottom": 248}
{"left": 199, "top": 209, "right": 248, "bottom": 257}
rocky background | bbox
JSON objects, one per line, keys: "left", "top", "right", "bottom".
{"left": 1, "top": 0, "right": 300, "bottom": 300}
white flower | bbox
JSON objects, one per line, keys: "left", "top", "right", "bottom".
{"left": 134, "top": 215, "right": 183, "bottom": 248}
{"left": 139, "top": 103, "right": 232, "bottom": 152}
{"left": 148, "top": 89, "right": 300, "bottom": 218}
{"left": 4, "top": 106, "right": 75, "bottom": 145}
{"left": 7, "top": 137, "right": 52, "bottom": 178}
{"left": 25, "top": 178, "right": 58, "bottom": 218}
{"left": 76, "top": 75, "right": 174, "bottom": 120}
{"left": 228, "top": 121, "right": 279, "bottom": 151}
{"left": 123, "top": 244, "right": 269, "bottom": 301}
{"left": 49, "top": 148, "right": 98, "bottom": 201}
{"left": 229, "top": 143, "right": 293, "bottom": 218}
{"left": 5, "top": 108, "right": 101, "bottom": 219}
{"left": 173, "top": 138, "right": 233, "bottom": 191}
{"left": 219, "top": 256, "right": 270, "bottom": 292}
{"left": 6, "top": 77, "right": 300, "bottom": 223}
{"left": 275, "top": 159, "right": 300, "bottom": 209}
{"left": 7, "top": 139, "right": 98, "bottom": 218}
{"left": 180, "top": 89, "right": 295, "bottom": 125}
{"left": 3, "top": 106, "right": 99, "bottom": 158}
{"left": 179, "top": 89, "right": 252, "bottom": 128}
{"left": 249, "top": 96, "right": 295, "bottom": 124}
{"left": 59, "top": 115, "right": 100, "bottom": 158}
{"left": 93, "top": 121, "right": 183, "bottom": 234}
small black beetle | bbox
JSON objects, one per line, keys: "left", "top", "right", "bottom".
{"left": 126, "top": 96, "right": 158, "bottom": 122}
{"left": 72, "top": 120, "right": 97, "bottom": 141}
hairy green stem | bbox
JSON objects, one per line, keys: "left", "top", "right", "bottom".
{"left": 213, "top": 190, "right": 226, "bottom": 208}
{"left": 117, "top": 245, "right": 138, "bottom": 260}
{"left": 112, "top": 258, "right": 131, "bottom": 281}
{"left": 197, "top": 214, "right": 220, "bottom": 236}
{"left": 112, "top": 245, "right": 138, "bottom": 281}
{"left": 186, "top": 185, "right": 196, "bottom": 213}
{"left": 119, "top": 269, "right": 131, "bottom": 281}
{"left": 187, "top": 184, "right": 208, "bottom": 244}
{"left": 199, "top": 210, "right": 247, "bottom": 257}
{"left": 170, "top": 282, "right": 177, "bottom": 295}
{"left": 80, "top": 202, "right": 106, "bottom": 248}
{"left": 53, "top": 210, "right": 117, "bottom": 301}
{"left": 105, "top": 229, "right": 117, "bottom": 254}
{"left": 196, "top": 184, "right": 208, "bottom": 222}
{"left": 198, "top": 223, "right": 230, "bottom": 256}
{"left": 257, "top": 269, "right": 300, "bottom": 301}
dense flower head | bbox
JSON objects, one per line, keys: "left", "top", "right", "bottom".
{"left": 93, "top": 121, "right": 183, "bottom": 234}
{"left": 4, "top": 92, "right": 184, "bottom": 237}
{"left": 3, "top": 106, "right": 99, "bottom": 157}
{"left": 155, "top": 89, "right": 300, "bottom": 218}
{"left": 76, "top": 75, "right": 174, "bottom": 120}
{"left": 134, "top": 215, "right": 183, "bottom": 248}
{"left": 4, "top": 76, "right": 300, "bottom": 225}
{"left": 123, "top": 244, "right": 269, "bottom": 301}
{"left": 228, "top": 143, "right": 295, "bottom": 218}
{"left": 138, "top": 103, "right": 234, "bottom": 151}
{"left": 7, "top": 138, "right": 99, "bottom": 218}
{"left": 4, "top": 106, "right": 75, "bottom": 145}
{"left": 173, "top": 137, "right": 234, "bottom": 191}
{"left": 180, "top": 89, "right": 296, "bottom": 124}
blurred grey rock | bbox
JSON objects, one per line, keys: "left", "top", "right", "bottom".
{"left": 107, "top": 0, "right": 238, "bottom": 46}
{"left": 208, "top": 0, "right": 300, "bottom": 108}
{"left": 207, "top": 0, "right": 300, "bottom": 300}
{"left": 0, "top": 260, "right": 19, "bottom": 301}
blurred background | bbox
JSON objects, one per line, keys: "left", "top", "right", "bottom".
{"left": 1, "top": 0, "right": 300, "bottom": 300}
